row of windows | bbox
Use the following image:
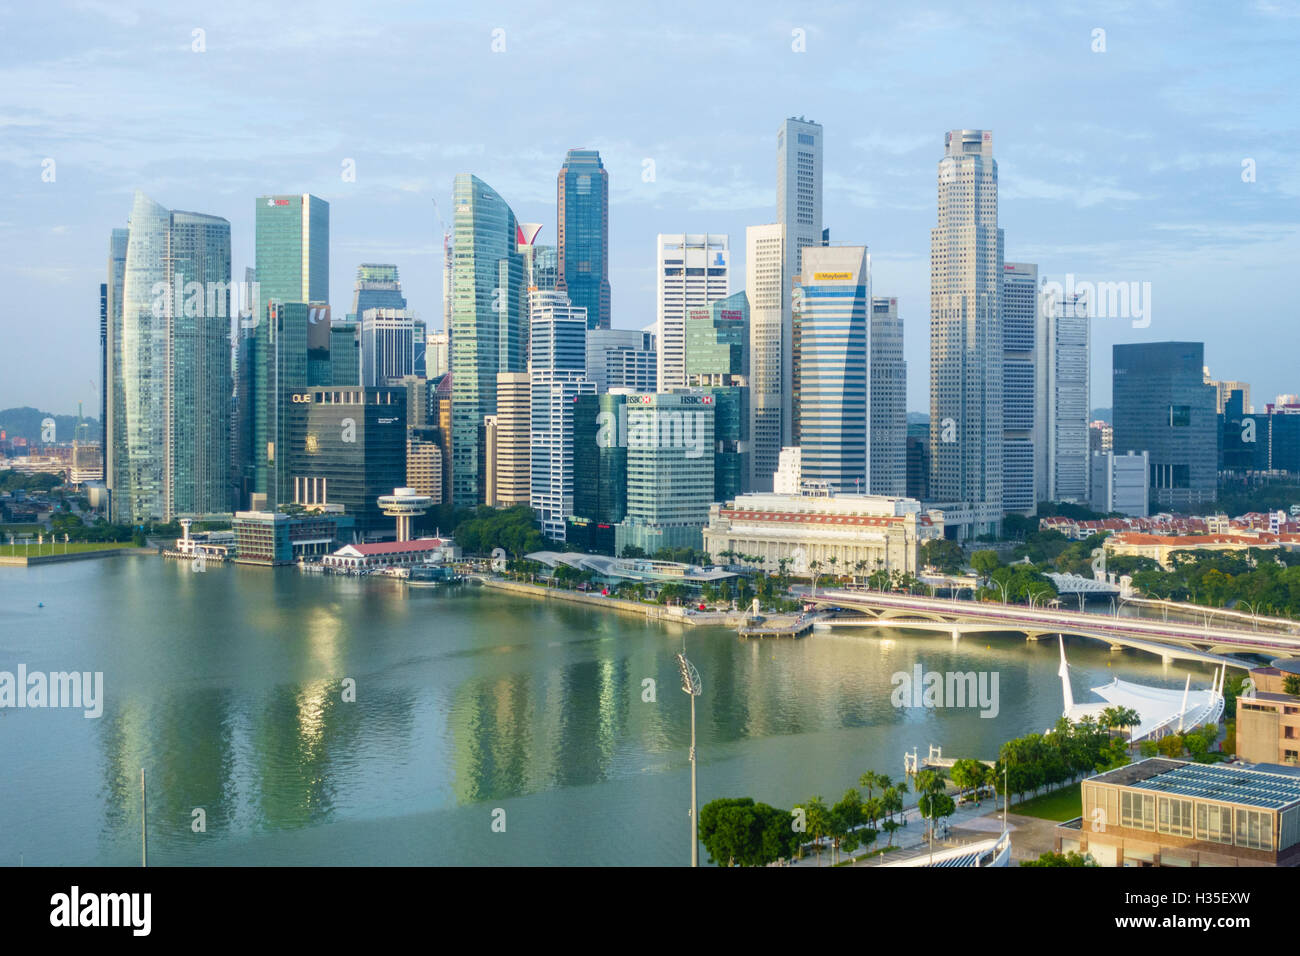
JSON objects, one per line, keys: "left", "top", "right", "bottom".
{"left": 1115, "top": 790, "right": 1276, "bottom": 849}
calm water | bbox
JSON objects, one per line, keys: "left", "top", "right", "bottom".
{"left": 0, "top": 557, "right": 1218, "bottom": 866}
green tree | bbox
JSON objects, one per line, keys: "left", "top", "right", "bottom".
{"left": 949, "top": 759, "right": 988, "bottom": 804}
{"left": 920, "top": 538, "right": 964, "bottom": 575}
{"left": 1021, "top": 850, "right": 1097, "bottom": 867}
{"left": 970, "top": 549, "right": 1001, "bottom": 586}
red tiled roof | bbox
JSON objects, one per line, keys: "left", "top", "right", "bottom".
{"left": 349, "top": 538, "right": 444, "bottom": 555}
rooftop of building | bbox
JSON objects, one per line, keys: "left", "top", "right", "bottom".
{"left": 1089, "top": 758, "right": 1300, "bottom": 810}
{"left": 336, "top": 538, "right": 450, "bottom": 556}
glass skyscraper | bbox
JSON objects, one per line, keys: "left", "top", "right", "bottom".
{"left": 685, "top": 289, "right": 749, "bottom": 500}
{"left": 798, "top": 246, "right": 870, "bottom": 495}
{"left": 556, "top": 149, "right": 610, "bottom": 330}
{"left": 449, "top": 174, "right": 526, "bottom": 506}
{"left": 105, "top": 228, "right": 128, "bottom": 513}
{"left": 255, "top": 194, "right": 329, "bottom": 306}
{"left": 1002, "top": 262, "right": 1038, "bottom": 515}
{"left": 113, "top": 192, "right": 232, "bottom": 521}
{"left": 349, "top": 263, "right": 406, "bottom": 319}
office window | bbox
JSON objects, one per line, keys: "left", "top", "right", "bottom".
{"left": 1196, "top": 803, "right": 1234, "bottom": 844}
{"left": 1234, "top": 809, "right": 1273, "bottom": 850}
{"left": 1121, "top": 791, "right": 1155, "bottom": 830}
{"left": 1157, "top": 797, "right": 1193, "bottom": 837}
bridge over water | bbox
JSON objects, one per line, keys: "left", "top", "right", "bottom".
{"left": 808, "top": 589, "right": 1298, "bottom": 668}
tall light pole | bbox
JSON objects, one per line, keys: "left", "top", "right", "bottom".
{"left": 676, "top": 652, "right": 702, "bottom": 867}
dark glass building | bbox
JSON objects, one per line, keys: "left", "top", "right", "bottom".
{"left": 288, "top": 387, "right": 407, "bottom": 535}
{"left": 906, "top": 421, "right": 931, "bottom": 501}
{"left": 573, "top": 392, "right": 628, "bottom": 527}
{"left": 1112, "top": 342, "right": 1217, "bottom": 510}
{"left": 556, "top": 149, "right": 611, "bottom": 330}
{"left": 685, "top": 290, "right": 749, "bottom": 500}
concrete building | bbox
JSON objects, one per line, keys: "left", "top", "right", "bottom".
{"left": 232, "top": 508, "right": 354, "bottom": 566}
{"left": 1237, "top": 661, "right": 1300, "bottom": 767}
{"left": 1002, "top": 262, "right": 1037, "bottom": 515}
{"left": 406, "top": 427, "right": 444, "bottom": 504}
{"left": 1037, "top": 284, "right": 1091, "bottom": 503}
{"left": 870, "top": 296, "right": 907, "bottom": 496}
{"left": 702, "top": 491, "right": 944, "bottom": 576}
{"left": 426, "top": 331, "right": 449, "bottom": 380}
{"left": 1103, "top": 529, "right": 1300, "bottom": 570}
{"left": 1204, "top": 366, "right": 1252, "bottom": 415}
{"left": 348, "top": 263, "right": 405, "bottom": 320}
{"left": 360, "top": 308, "right": 418, "bottom": 386}
{"left": 656, "top": 234, "right": 729, "bottom": 391}
{"left": 586, "top": 328, "right": 656, "bottom": 393}
{"left": 489, "top": 371, "right": 531, "bottom": 506}
{"left": 745, "top": 222, "right": 788, "bottom": 491}
{"left": 529, "top": 291, "right": 594, "bottom": 540}
{"left": 929, "top": 130, "right": 1003, "bottom": 538}
{"left": 1057, "top": 758, "right": 1300, "bottom": 866}
{"left": 615, "top": 392, "right": 716, "bottom": 555}
{"left": 773, "top": 446, "right": 801, "bottom": 495}
{"left": 1090, "top": 450, "right": 1149, "bottom": 517}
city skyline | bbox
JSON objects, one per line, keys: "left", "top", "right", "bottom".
{"left": 5, "top": 2, "right": 1298, "bottom": 415}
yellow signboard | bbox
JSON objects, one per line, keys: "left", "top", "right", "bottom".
{"left": 813, "top": 272, "right": 853, "bottom": 281}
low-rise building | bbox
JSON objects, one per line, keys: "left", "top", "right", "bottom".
{"left": 232, "top": 509, "right": 355, "bottom": 566}
{"left": 701, "top": 491, "right": 943, "bottom": 575}
{"left": 1056, "top": 758, "right": 1300, "bottom": 866}
{"left": 1103, "top": 530, "right": 1300, "bottom": 570}
{"left": 1237, "top": 660, "right": 1300, "bottom": 767}
{"left": 320, "top": 537, "right": 459, "bottom": 571}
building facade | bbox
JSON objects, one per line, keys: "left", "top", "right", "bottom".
{"left": 1037, "top": 284, "right": 1091, "bottom": 503}
{"left": 685, "top": 290, "right": 749, "bottom": 500}
{"left": 929, "top": 130, "right": 1003, "bottom": 537}
{"left": 1002, "top": 262, "right": 1037, "bottom": 515}
{"left": 256, "top": 194, "right": 329, "bottom": 307}
{"left": 745, "top": 222, "right": 788, "bottom": 492}
{"left": 1090, "top": 450, "right": 1149, "bottom": 517}
{"left": 869, "top": 296, "right": 907, "bottom": 496}
{"left": 656, "top": 234, "right": 729, "bottom": 391}
{"left": 489, "top": 371, "right": 531, "bottom": 506}
{"left": 555, "top": 149, "right": 611, "bottom": 330}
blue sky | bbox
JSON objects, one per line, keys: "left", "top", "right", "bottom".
{"left": 3, "top": 0, "right": 1298, "bottom": 415}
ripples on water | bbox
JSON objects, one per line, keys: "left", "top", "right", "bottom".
{"left": 0, "top": 559, "right": 1220, "bottom": 865}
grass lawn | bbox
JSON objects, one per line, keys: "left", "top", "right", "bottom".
{"left": 1009, "top": 787, "right": 1082, "bottom": 822}
{"left": 0, "top": 541, "right": 140, "bottom": 557}
{"left": 0, "top": 523, "right": 44, "bottom": 535}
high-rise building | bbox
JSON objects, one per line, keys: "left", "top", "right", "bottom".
{"left": 288, "top": 386, "right": 407, "bottom": 535}
{"left": 407, "top": 426, "right": 444, "bottom": 504}
{"left": 905, "top": 422, "right": 930, "bottom": 502}
{"left": 113, "top": 192, "right": 231, "bottom": 522}
{"left": 529, "top": 291, "right": 594, "bottom": 540}
{"left": 685, "top": 290, "right": 749, "bottom": 500}
{"left": 349, "top": 263, "right": 406, "bottom": 320}
{"left": 1203, "top": 367, "right": 1252, "bottom": 415}
{"left": 1002, "top": 262, "right": 1038, "bottom": 515}
{"left": 799, "top": 246, "right": 870, "bottom": 495}
{"left": 238, "top": 301, "right": 309, "bottom": 510}
{"left": 104, "top": 228, "right": 128, "bottom": 511}
{"left": 773, "top": 446, "right": 801, "bottom": 495}
{"left": 255, "top": 194, "right": 329, "bottom": 306}
{"left": 869, "top": 296, "right": 907, "bottom": 496}
{"left": 556, "top": 149, "right": 611, "bottom": 330}
{"left": 426, "top": 331, "right": 450, "bottom": 380}
{"left": 615, "top": 392, "right": 715, "bottom": 555}
{"left": 329, "top": 322, "right": 360, "bottom": 387}
{"left": 449, "top": 174, "right": 526, "bottom": 505}
{"left": 1090, "top": 450, "right": 1149, "bottom": 517}
{"left": 929, "top": 130, "right": 1004, "bottom": 537}
{"left": 574, "top": 391, "right": 630, "bottom": 525}
{"left": 1036, "top": 285, "right": 1091, "bottom": 503}
{"left": 1112, "top": 342, "right": 1217, "bottom": 511}
{"left": 586, "top": 329, "right": 657, "bottom": 393}
{"left": 360, "top": 308, "right": 418, "bottom": 386}
{"left": 656, "top": 234, "right": 729, "bottom": 391}
{"left": 745, "top": 223, "right": 788, "bottom": 492}
{"left": 489, "top": 371, "right": 531, "bottom": 506}
{"left": 778, "top": 117, "right": 823, "bottom": 448}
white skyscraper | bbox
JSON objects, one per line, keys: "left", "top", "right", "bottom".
{"left": 746, "top": 223, "right": 788, "bottom": 492}
{"left": 360, "top": 308, "right": 418, "bottom": 386}
{"left": 1002, "top": 262, "right": 1038, "bottom": 516}
{"left": 929, "top": 129, "right": 1004, "bottom": 537}
{"left": 529, "top": 290, "right": 595, "bottom": 541}
{"left": 778, "top": 117, "right": 823, "bottom": 448}
{"left": 869, "top": 296, "right": 907, "bottom": 496}
{"left": 656, "top": 234, "right": 729, "bottom": 390}
{"left": 1036, "top": 285, "right": 1091, "bottom": 503}
{"left": 586, "top": 328, "right": 656, "bottom": 393}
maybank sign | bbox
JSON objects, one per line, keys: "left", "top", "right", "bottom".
{"left": 813, "top": 272, "right": 854, "bottom": 281}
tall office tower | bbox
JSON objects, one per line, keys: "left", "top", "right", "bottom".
{"left": 533, "top": 245, "right": 559, "bottom": 293}
{"left": 614, "top": 392, "right": 716, "bottom": 555}
{"left": 489, "top": 371, "right": 531, "bottom": 506}
{"left": 288, "top": 386, "right": 407, "bottom": 535}
{"left": 114, "top": 192, "right": 232, "bottom": 522}
{"left": 1002, "top": 262, "right": 1038, "bottom": 515}
{"left": 778, "top": 117, "right": 822, "bottom": 445}
{"left": 929, "top": 129, "right": 1004, "bottom": 537}
{"left": 869, "top": 296, "right": 907, "bottom": 496}
{"left": 104, "top": 228, "right": 128, "bottom": 507}
{"left": 305, "top": 303, "right": 333, "bottom": 387}
{"left": 1036, "top": 285, "right": 1091, "bottom": 503}
{"left": 586, "top": 329, "right": 656, "bottom": 393}
{"left": 432, "top": 374, "right": 454, "bottom": 504}
{"left": 905, "top": 422, "right": 930, "bottom": 501}
{"left": 241, "top": 301, "right": 309, "bottom": 510}
{"left": 745, "top": 223, "right": 788, "bottom": 492}
{"left": 450, "top": 174, "right": 526, "bottom": 505}
{"left": 393, "top": 375, "right": 430, "bottom": 428}
{"left": 798, "top": 246, "right": 870, "bottom": 495}
{"left": 777, "top": 117, "right": 823, "bottom": 290}
{"left": 656, "top": 234, "right": 729, "bottom": 390}
{"left": 556, "top": 149, "right": 611, "bottom": 330}
{"left": 349, "top": 263, "right": 406, "bottom": 319}
{"left": 1203, "top": 367, "right": 1253, "bottom": 415}
{"left": 528, "top": 291, "right": 595, "bottom": 540}
{"left": 574, "top": 391, "right": 630, "bottom": 524}
{"left": 329, "top": 322, "right": 360, "bottom": 386}
{"left": 426, "top": 331, "right": 450, "bottom": 380}
{"left": 360, "top": 308, "right": 417, "bottom": 386}
{"left": 255, "top": 194, "right": 329, "bottom": 306}
{"left": 406, "top": 426, "right": 445, "bottom": 504}
{"left": 1090, "top": 450, "right": 1149, "bottom": 517}
{"left": 1112, "top": 342, "right": 1218, "bottom": 511}
{"left": 98, "top": 282, "right": 107, "bottom": 439}
{"left": 685, "top": 290, "right": 749, "bottom": 500}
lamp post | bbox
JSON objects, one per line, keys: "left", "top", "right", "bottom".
{"left": 676, "top": 652, "right": 702, "bottom": 867}
{"left": 992, "top": 580, "right": 1010, "bottom": 605}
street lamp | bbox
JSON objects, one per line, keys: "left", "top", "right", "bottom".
{"left": 992, "top": 580, "right": 1010, "bottom": 604}
{"left": 676, "top": 652, "right": 703, "bottom": 868}
{"left": 1240, "top": 600, "right": 1260, "bottom": 631}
